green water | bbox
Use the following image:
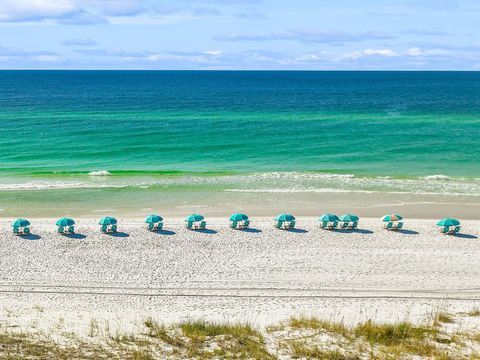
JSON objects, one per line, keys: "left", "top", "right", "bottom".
{"left": 0, "top": 71, "right": 479, "bottom": 216}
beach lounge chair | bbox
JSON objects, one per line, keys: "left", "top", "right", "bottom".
{"left": 386, "top": 222, "right": 393, "bottom": 230}
{"left": 157, "top": 222, "right": 163, "bottom": 231}
{"left": 445, "top": 226, "right": 460, "bottom": 235}
{"left": 186, "top": 221, "right": 193, "bottom": 229}
{"left": 58, "top": 226, "right": 64, "bottom": 234}
{"left": 441, "top": 226, "right": 448, "bottom": 234}
{"left": 351, "top": 221, "right": 358, "bottom": 229}
{"left": 101, "top": 224, "right": 108, "bottom": 233}
{"left": 111, "top": 224, "right": 117, "bottom": 233}
{"left": 68, "top": 225, "right": 75, "bottom": 234}
{"left": 24, "top": 227, "right": 30, "bottom": 235}
{"left": 13, "top": 226, "right": 20, "bottom": 235}
{"left": 200, "top": 221, "right": 206, "bottom": 229}
{"left": 341, "top": 222, "right": 349, "bottom": 229}
{"left": 244, "top": 220, "right": 250, "bottom": 228}
{"left": 275, "top": 220, "right": 282, "bottom": 229}
{"left": 288, "top": 220, "right": 296, "bottom": 229}
{"left": 396, "top": 222, "right": 403, "bottom": 230}
{"left": 148, "top": 223, "right": 154, "bottom": 231}
{"left": 231, "top": 221, "right": 238, "bottom": 229}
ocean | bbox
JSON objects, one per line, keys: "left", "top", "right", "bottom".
{"left": 0, "top": 70, "right": 479, "bottom": 217}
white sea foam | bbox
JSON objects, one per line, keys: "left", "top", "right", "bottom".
{"left": 225, "top": 188, "right": 364, "bottom": 194}
{"left": 421, "top": 175, "right": 451, "bottom": 181}
{"left": 88, "top": 170, "right": 112, "bottom": 176}
{"left": 0, "top": 181, "right": 128, "bottom": 191}
{"left": 225, "top": 188, "right": 480, "bottom": 197}
{"left": 0, "top": 171, "right": 479, "bottom": 197}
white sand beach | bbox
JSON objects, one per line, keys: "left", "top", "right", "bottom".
{"left": 0, "top": 217, "right": 479, "bottom": 340}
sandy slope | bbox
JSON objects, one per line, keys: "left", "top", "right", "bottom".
{"left": 0, "top": 217, "right": 479, "bottom": 337}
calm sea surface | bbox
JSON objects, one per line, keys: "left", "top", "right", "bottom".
{"left": 0, "top": 71, "right": 479, "bottom": 216}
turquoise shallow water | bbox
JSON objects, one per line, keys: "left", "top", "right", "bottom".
{"left": 0, "top": 71, "right": 479, "bottom": 215}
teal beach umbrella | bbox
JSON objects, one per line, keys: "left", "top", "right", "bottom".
{"left": 437, "top": 218, "right": 460, "bottom": 227}
{"left": 274, "top": 213, "right": 295, "bottom": 222}
{"left": 145, "top": 215, "right": 163, "bottom": 224}
{"left": 12, "top": 218, "right": 30, "bottom": 227}
{"left": 382, "top": 214, "right": 403, "bottom": 222}
{"left": 319, "top": 213, "right": 340, "bottom": 222}
{"left": 229, "top": 213, "right": 249, "bottom": 222}
{"left": 185, "top": 214, "right": 204, "bottom": 222}
{"left": 56, "top": 217, "right": 75, "bottom": 227}
{"left": 339, "top": 214, "right": 359, "bottom": 222}
{"left": 99, "top": 217, "right": 117, "bottom": 225}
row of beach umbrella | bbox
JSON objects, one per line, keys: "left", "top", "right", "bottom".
{"left": 10, "top": 214, "right": 462, "bottom": 235}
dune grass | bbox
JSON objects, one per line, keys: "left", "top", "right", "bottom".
{"left": 2, "top": 311, "right": 480, "bottom": 359}
{"left": 288, "top": 316, "right": 351, "bottom": 339}
{"left": 179, "top": 320, "right": 274, "bottom": 359}
{"left": 288, "top": 340, "right": 360, "bottom": 360}
{"left": 353, "top": 320, "right": 437, "bottom": 346}
{"left": 0, "top": 332, "right": 112, "bottom": 359}
{"left": 433, "top": 311, "right": 455, "bottom": 325}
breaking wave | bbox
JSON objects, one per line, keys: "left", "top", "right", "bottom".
{"left": 88, "top": 170, "right": 112, "bottom": 176}
{"left": 0, "top": 171, "right": 478, "bottom": 196}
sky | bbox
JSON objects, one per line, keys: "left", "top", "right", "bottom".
{"left": 0, "top": 0, "right": 479, "bottom": 70}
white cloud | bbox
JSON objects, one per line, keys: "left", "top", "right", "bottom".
{"left": 406, "top": 47, "right": 449, "bottom": 56}
{"left": 33, "top": 54, "right": 62, "bottom": 62}
{"left": 203, "top": 50, "right": 223, "bottom": 56}
{"left": 0, "top": 0, "right": 78, "bottom": 21}
{"left": 363, "top": 48, "right": 398, "bottom": 57}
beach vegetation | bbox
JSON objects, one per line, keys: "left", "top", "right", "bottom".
{"left": 288, "top": 316, "right": 351, "bottom": 338}
{"left": 179, "top": 320, "right": 274, "bottom": 359}
{"left": 143, "top": 318, "right": 184, "bottom": 347}
{"left": 433, "top": 312, "right": 455, "bottom": 325}
{"left": 353, "top": 320, "right": 437, "bottom": 346}
{"left": 287, "top": 340, "right": 359, "bottom": 359}
{"left": 2, "top": 311, "right": 480, "bottom": 359}
{"left": 467, "top": 309, "right": 480, "bottom": 317}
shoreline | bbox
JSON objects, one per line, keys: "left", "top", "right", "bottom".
{"left": 1, "top": 192, "right": 480, "bottom": 219}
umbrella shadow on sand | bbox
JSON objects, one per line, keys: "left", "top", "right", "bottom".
{"left": 241, "top": 228, "right": 262, "bottom": 233}
{"left": 397, "top": 229, "right": 419, "bottom": 235}
{"left": 336, "top": 229, "right": 374, "bottom": 234}
{"left": 453, "top": 233, "right": 478, "bottom": 239}
{"left": 20, "top": 234, "right": 41, "bottom": 241}
{"left": 156, "top": 229, "right": 176, "bottom": 236}
{"left": 195, "top": 229, "right": 218, "bottom": 234}
{"left": 64, "top": 233, "right": 87, "bottom": 239}
{"left": 287, "top": 228, "right": 308, "bottom": 233}
{"left": 107, "top": 232, "right": 129, "bottom": 238}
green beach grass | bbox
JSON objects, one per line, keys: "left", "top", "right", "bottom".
{"left": 2, "top": 311, "right": 480, "bottom": 359}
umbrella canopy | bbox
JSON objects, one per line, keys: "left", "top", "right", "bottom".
{"left": 382, "top": 214, "right": 403, "bottom": 222}
{"left": 339, "top": 214, "right": 359, "bottom": 222}
{"left": 319, "top": 213, "right": 340, "bottom": 222}
{"left": 56, "top": 217, "right": 75, "bottom": 227}
{"left": 98, "top": 216, "right": 117, "bottom": 225}
{"left": 274, "top": 213, "right": 295, "bottom": 222}
{"left": 229, "top": 213, "right": 249, "bottom": 222}
{"left": 185, "top": 213, "right": 204, "bottom": 222}
{"left": 145, "top": 214, "right": 163, "bottom": 224}
{"left": 437, "top": 218, "right": 460, "bottom": 227}
{"left": 12, "top": 218, "right": 30, "bottom": 227}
